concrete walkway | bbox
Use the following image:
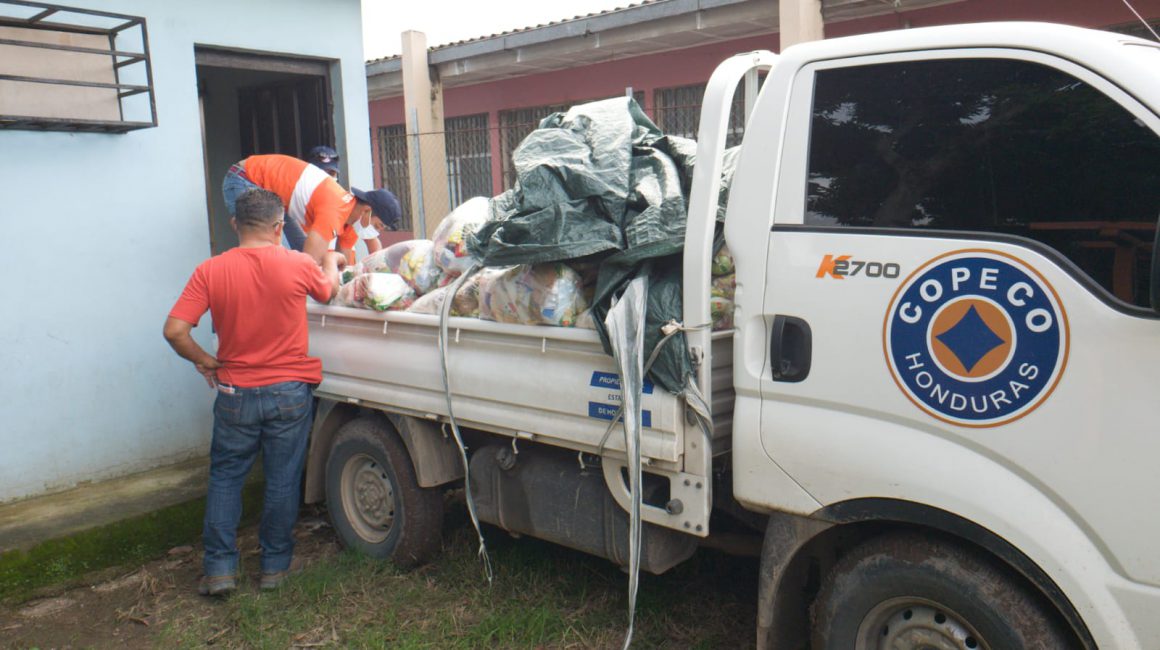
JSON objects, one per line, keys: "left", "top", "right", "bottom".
{"left": 0, "top": 457, "right": 209, "bottom": 552}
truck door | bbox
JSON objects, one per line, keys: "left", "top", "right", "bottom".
{"left": 751, "top": 49, "right": 1160, "bottom": 585}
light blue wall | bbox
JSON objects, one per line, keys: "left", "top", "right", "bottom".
{"left": 0, "top": 0, "right": 371, "bottom": 503}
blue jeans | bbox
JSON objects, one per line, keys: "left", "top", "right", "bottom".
{"left": 221, "top": 168, "right": 308, "bottom": 251}
{"left": 203, "top": 381, "right": 314, "bottom": 577}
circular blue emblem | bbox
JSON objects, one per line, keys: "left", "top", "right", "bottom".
{"left": 883, "top": 250, "right": 1069, "bottom": 427}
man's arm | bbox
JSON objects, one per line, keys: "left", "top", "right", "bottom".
{"left": 302, "top": 230, "right": 330, "bottom": 265}
{"left": 303, "top": 230, "right": 354, "bottom": 269}
{"left": 163, "top": 317, "right": 221, "bottom": 388}
{"left": 319, "top": 251, "right": 344, "bottom": 301}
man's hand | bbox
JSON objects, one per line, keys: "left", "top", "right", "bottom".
{"left": 163, "top": 317, "right": 221, "bottom": 389}
{"left": 195, "top": 358, "right": 222, "bottom": 388}
{"left": 322, "top": 250, "right": 346, "bottom": 271}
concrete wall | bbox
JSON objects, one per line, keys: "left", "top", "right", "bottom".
{"left": 366, "top": 0, "right": 1159, "bottom": 230}
{"left": 0, "top": 0, "right": 371, "bottom": 503}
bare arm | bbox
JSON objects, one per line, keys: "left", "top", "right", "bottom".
{"left": 364, "top": 237, "right": 382, "bottom": 254}
{"left": 163, "top": 317, "right": 220, "bottom": 388}
{"left": 302, "top": 230, "right": 330, "bottom": 265}
{"left": 320, "top": 251, "right": 344, "bottom": 301}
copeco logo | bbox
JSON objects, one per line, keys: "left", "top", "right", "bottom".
{"left": 883, "top": 250, "right": 1069, "bottom": 427}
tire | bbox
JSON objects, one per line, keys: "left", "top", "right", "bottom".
{"left": 324, "top": 416, "right": 443, "bottom": 566}
{"left": 811, "top": 532, "right": 1075, "bottom": 650}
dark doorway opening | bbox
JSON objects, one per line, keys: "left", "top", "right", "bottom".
{"left": 195, "top": 47, "right": 335, "bottom": 254}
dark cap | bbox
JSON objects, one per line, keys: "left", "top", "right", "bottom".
{"left": 307, "top": 145, "right": 340, "bottom": 174}
{"left": 351, "top": 188, "right": 401, "bottom": 230}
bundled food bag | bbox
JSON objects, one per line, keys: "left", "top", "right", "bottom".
{"left": 407, "top": 286, "right": 449, "bottom": 315}
{"left": 356, "top": 247, "right": 393, "bottom": 274}
{"left": 711, "top": 273, "right": 736, "bottom": 330}
{"left": 450, "top": 272, "right": 482, "bottom": 317}
{"left": 574, "top": 309, "right": 597, "bottom": 330}
{"left": 479, "top": 263, "right": 587, "bottom": 327}
{"left": 433, "top": 197, "right": 490, "bottom": 276}
{"left": 341, "top": 272, "right": 415, "bottom": 311}
{"left": 406, "top": 273, "right": 482, "bottom": 318}
{"left": 355, "top": 240, "right": 443, "bottom": 295}
{"left": 711, "top": 243, "right": 735, "bottom": 277}
{"left": 335, "top": 278, "right": 361, "bottom": 308}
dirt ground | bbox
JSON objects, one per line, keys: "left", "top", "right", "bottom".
{"left": 0, "top": 506, "right": 341, "bottom": 650}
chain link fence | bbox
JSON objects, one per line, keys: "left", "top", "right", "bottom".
{"left": 376, "top": 83, "right": 750, "bottom": 235}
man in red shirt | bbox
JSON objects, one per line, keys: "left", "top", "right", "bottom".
{"left": 163, "top": 189, "right": 342, "bottom": 596}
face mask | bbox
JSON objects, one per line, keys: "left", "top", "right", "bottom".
{"left": 354, "top": 218, "right": 379, "bottom": 239}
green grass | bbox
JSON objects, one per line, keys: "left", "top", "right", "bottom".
{"left": 0, "top": 481, "right": 264, "bottom": 604}
{"left": 159, "top": 524, "right": 757, "bottom": 649}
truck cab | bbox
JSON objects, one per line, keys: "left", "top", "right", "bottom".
{"left": 729, "top": 22, "right": 1160, "bottom": 649}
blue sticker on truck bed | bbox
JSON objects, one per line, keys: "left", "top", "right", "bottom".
{"left": 588, "top": 401, "right": 652, "bottom": 428}
{"left": 590, "top": 371, "right": 654, "bottom": 394}
{"left": 883, "top": 249, "right": 1069, "bottom": 428}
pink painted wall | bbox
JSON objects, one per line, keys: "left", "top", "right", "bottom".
{"left": 368, "top": 0, "right": 1159, "bottom": 236}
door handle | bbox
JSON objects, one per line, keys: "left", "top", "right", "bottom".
{"left": 770, "top": 315, "right": 812, "bottom": 382}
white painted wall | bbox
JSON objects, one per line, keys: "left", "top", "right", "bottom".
{"left": 0, "top": 0, "right": 371, "bottom": 503}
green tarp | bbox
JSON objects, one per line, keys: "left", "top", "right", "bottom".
{"left": 469, "top": 97, "right": 735, "bottom": 394}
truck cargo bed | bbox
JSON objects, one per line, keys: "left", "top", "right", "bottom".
{"left": 307, "top": 303, "right": 733, "bottom": 470}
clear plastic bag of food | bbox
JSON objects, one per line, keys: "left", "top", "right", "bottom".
{"left": 711, "top": 296, "right": 734, "bottom": 330}
{"left": 335, "top": 278, "right": 362, "bottom": 308}
{"left": 433, "top": 196, "right": 490, "bottom": 276}
{"left": 711, "top": 243, "right": 735, "bottom": 277}
{"left": 356, "top": 240, "right": 443, "bottom": 295}
{"left": 711, "top": 273, "right": 735, "bottom": 300}
{"left": 574, "top": 308, "right": 597, "bottom": 330}
{"left": 406, "top": 272, "right": 483, "bottom": 317}
{"left": 710, "top": 273, "right": 735, "bottom": 330}
{"left": 479, "top": 263, "right": 587, "bottom": 327}
{"left": 354, "top": 272, "right": 415, "bottom": 311}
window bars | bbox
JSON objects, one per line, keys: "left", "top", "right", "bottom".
{"left": 0, "top": 0, "right": 156, "bottom": 132}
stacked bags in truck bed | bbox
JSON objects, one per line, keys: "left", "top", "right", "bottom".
{"left": 331, "top": 96, "right": 738, "bottom": 391}
{"left": 334, "top": 197, "right": 597, "bottom": 328}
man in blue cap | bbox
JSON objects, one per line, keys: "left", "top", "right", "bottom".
{"left": 306, "top": 145, "right": 341, "bottom": 179}
{"left": 308, "top": 145, "right": 391, "bottom": 253}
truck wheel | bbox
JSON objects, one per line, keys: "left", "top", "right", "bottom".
{"left": 325, "top": 417, "right": 443, "bottom": 566}
{"left": 811, "top": 532, "right": 1073, "bottom": 650}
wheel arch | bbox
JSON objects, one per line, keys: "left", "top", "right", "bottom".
{"left": 756, "top": 499, "right": 1096, "bottom": 650}
{"left": 304, "top": 398, "right": 359, "bottom": 504}
{"left": 304, "top": 400, "right": 464, "bottom": 505}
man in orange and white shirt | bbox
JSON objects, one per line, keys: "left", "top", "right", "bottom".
{"left": 222, "top": 153, "right": 400, "bottom": 264}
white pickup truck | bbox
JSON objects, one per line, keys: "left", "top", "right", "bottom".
{"left": 304, "top": 22, "right": 1160, "bottom": 650}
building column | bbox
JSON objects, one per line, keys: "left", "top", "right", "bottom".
{"left": 400, "top": 30, "right": 449, "bottom": 239}
{"left": 779, "top": 0, "right": 824, "bottom": 49}
{"left": 489, "top": 109, "right": 505, "bottom": 196}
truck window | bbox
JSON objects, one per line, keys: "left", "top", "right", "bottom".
{"left": 805, "top": 57, "right": 1160, "bottom": 307}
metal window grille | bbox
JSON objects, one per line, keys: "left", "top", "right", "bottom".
{"left": 377, "top": 123, "right": 413, "bottom": 231}
{"left": 0, "top": 0, "right": 156, "bottom": 132}
{"left": 444, "top": 113, "right": 492, "bottom": 207}
{"left": 654, "top": 82, "right": 747, "bottom": 147}
{"left": 498, "top": 103, "right": 570, "bottom": 190}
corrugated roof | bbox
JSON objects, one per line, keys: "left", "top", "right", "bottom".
{"left": 364, "top": 0, "right": 656, "bottom": 64}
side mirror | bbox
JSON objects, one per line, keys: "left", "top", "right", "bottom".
{"left": 1152, "top": 215, "right": 1160, "bottom": 312}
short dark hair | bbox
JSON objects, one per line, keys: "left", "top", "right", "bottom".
{"left": 234, "top": 189, "right": 284, "bottom": 230}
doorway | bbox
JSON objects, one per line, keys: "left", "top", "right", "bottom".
{"left": 195, "top": 47, "right": 335, "bottom": 254}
